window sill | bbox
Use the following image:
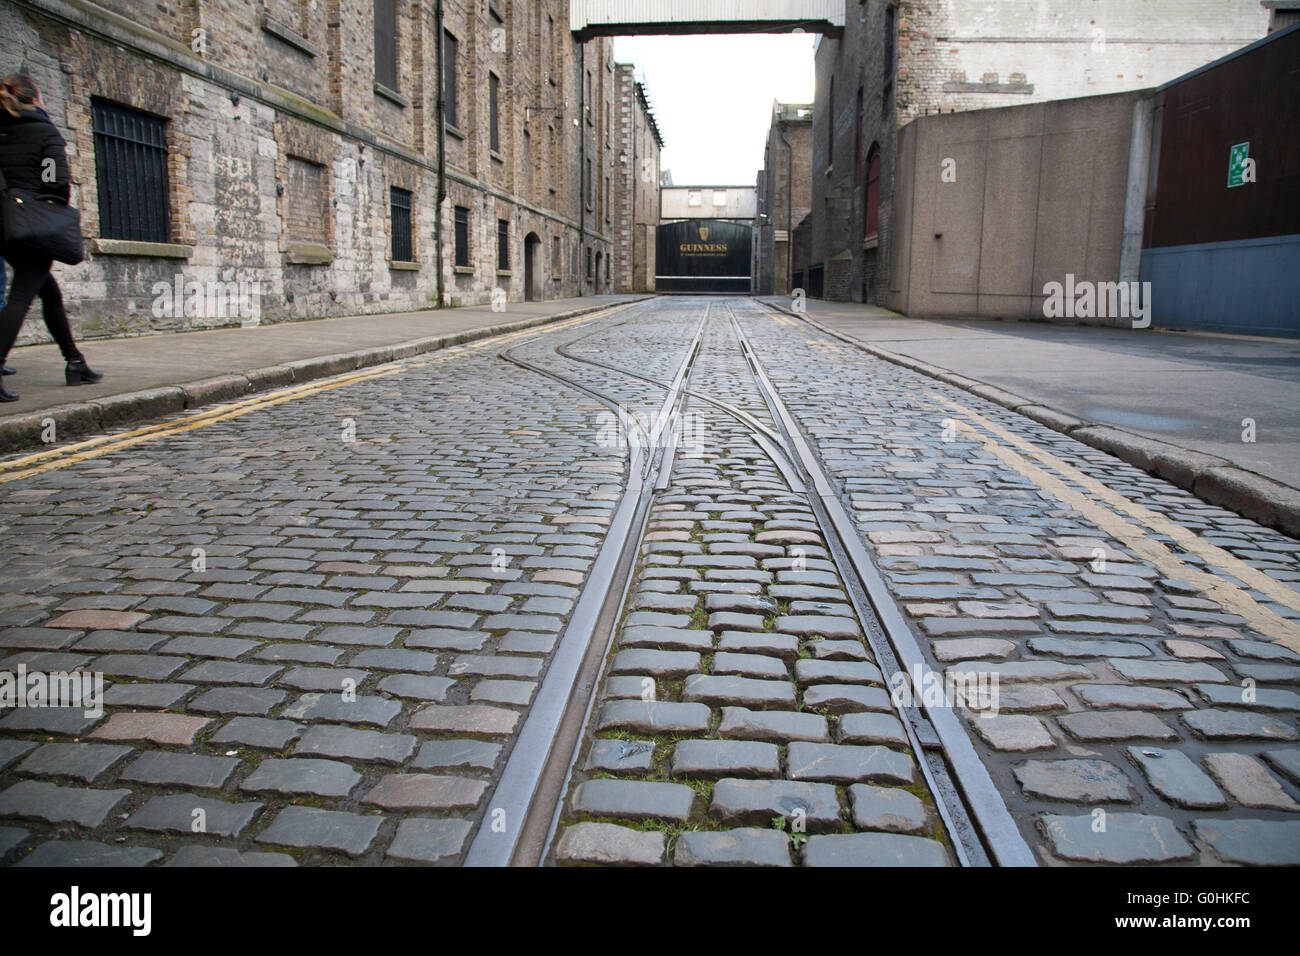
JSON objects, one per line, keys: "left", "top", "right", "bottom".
{"left": 262, "top": 16, "right": 318, "bottom": 57}
{"left": 496, "top": 270, "right": 512, "bottom": 277}
{"left": 91, "top": 238, "right": 192, "bottom": 259}
{"left": 825, "top": 165, "right": 834, "bottom": 177}
{"left": 445, "top": 124, "right": 465, "bottom": 141}
{"left": 389, "top": 260, "right": 420, "bottom": 271}
{"left": 454, "top": 266, "right": 474, "bottom": 275}
{"left": 375, "top": 83, "right": 409, "bottom": 108}
{"left": 286, "top": 242, "right": 331, "bottom": 265}
{"left": 490, "top": 150, "right": 504, "bottom": 164}
{"left": 863, "top": 236, "right": 879, "bottom": 250}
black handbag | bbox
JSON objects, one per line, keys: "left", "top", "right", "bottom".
{"left": 0, "top": 166, "right": 85, "bottom": 265}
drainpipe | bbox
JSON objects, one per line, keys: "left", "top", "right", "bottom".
{"left": 630, "top": 79, "right": 638, "bottom": 294}
{"left": 434, "top": 0, "right": 447, "bottom": 307}
{"left": 780, "top": 124, "right": 794, "bottom": 295}
{"left": 1119, "top": 94, "right": 1154, "bottom": 304}
{"left": 579, "top": 43, "right": 586, "bottom": 295}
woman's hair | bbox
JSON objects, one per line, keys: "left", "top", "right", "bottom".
{"left": 0, "top": 74, "right": 39, "bottom": 118}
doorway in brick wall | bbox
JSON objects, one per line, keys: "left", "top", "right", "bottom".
{"left": 525, "top": 233, "right": 541, "bottom": 301}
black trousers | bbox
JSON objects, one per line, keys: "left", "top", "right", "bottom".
{"left": 0, "top": 251, "right": 83, "bottom": 363}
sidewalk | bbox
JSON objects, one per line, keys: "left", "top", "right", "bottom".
{"left": 760, "top": 296, "right": 1300, "bottom": 536}
{"left": 0, "top": 295, "right": 648, "bottom": 453}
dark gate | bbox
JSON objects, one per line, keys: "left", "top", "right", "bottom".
{"left": 656, "top": 219, "right": 752, "bottom": 294}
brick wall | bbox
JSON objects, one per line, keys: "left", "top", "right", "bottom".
{"left": 1, "top": 0, "right": 629, "bottom": 345}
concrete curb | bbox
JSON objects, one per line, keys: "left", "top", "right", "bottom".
{"left": 0, "top": 298, "right": 650, "bottom": 456}
{"left": 762, "top": 299, "right": 1300, "bottom": 540}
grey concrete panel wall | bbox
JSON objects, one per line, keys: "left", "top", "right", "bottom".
{"left": 892, "top": 91, "right": 1145, "bottom": 321}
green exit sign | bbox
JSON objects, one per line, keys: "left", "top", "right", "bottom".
{"left": 1228, "top": 142, "right": 1252, "bottom": 188}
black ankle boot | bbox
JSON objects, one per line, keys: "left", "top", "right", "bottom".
{"left": 0, "top": 382, "right": 17, "bottom": 402}
{"left": 1, "top": 365, "right": 13, "bottom": 375}
{"left": 66, "top": 359, "right": 103, "bottom": 385}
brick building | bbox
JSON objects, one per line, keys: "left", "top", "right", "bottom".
{"left": 754, "top": 101, "right": 813, "bottom": 296}
{"left": 1, "top": 0, "right": 650, "bottom": 345}
{"left": 611, "top": 65, "right": 662, "bottom": 294}
{"left": 799, "top": 0, "right": 1273, "bottom": 306}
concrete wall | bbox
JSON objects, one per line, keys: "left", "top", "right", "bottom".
{"left": 804, "top": 0, "right": 1270, "bottom": 308}
{"left": 1, "top": 0, "right": 629, "bottom": 347}
{"left": 888, "top": 91, "right": 1144, "bottom": 320}
{"left": 661, "top": 187, "right": 758, "bottom": 220}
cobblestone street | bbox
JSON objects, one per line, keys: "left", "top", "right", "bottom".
{"left": 1, "top": 297, "right": 1297, "bottom": 867}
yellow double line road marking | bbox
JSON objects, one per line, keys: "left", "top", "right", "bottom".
{"left": 934, "top": 394, "right": 1300, "bottom": 651}
{"left": 0, "top": 309, "right": 609, "bottom": 485}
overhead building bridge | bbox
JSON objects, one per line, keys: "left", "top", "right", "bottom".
{"left": 570, "top": 0, "right": 846, "bottom": 38}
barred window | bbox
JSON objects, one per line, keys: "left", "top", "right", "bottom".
{"left": 390, "top": 187, "right": 412, "bottom": 262}
{"left": 497, "top": 218, "right": 510, "bottom": 271}
{"left": 454, "top": 205, "right": 470, "bottom": 267}
{"left": 92, "top": 100, "right": 170, "bottom": 243}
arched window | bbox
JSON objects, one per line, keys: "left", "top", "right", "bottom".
{"left": 864, "top": 145, "right": 881, "bottom": 241}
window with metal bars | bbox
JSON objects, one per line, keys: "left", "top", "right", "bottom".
{"left": 443, "top": 30, "right": 459, "bottom": 128}
{"left": 374, "top": 0, "right": 398, "bottom": 91}
{"left": 497, "top": 218, "right": 510, "bottom": 271}
{"left": 489, "top": 72, "right": 501, "bottom": 153}
{"left": 390, "top": 187, "right": 413, "bottom": 262}
{"left": 454, "top": 205, "right": 470, "bottom": 267}
{"left": 92, "top": 100, "right": 170, "bottom": 243}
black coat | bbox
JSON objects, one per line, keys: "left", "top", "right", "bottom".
{"left": 0, "top": 107, "right": 71, "bottom": 204}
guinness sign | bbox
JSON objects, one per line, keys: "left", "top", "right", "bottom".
{"left": 655, "top": 218, "right": 753, "bottom": 294}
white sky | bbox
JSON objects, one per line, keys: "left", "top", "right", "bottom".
{"left": 613, "top": 33, "right": 816, "bottom": 185}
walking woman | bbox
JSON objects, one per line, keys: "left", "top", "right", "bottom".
{"left": 0, "top": 74, "right": 100, "bottom": 402}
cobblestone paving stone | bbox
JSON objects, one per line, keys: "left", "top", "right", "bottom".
{"left": 732, "top": 298, "right": 1300, "bottom": 866}
{"left": 553, "top": 307, "right": 955, "bottom": 867}
{"left": 5, "top": 295, "right": 1299, "bottom": 867}
{"left": 0, "top": 307, "right": 699, "bottom": 866}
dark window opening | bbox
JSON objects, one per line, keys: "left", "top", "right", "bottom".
{"left": 443, "top": 31, "right": 459, "bottom": 128}
{"left": 489, "top": 72, "right": 501, "bottom": 153}
{"left": 883, "top": 4, "right": 896, "bottom": 107}
{"left": 827, "top": 77, "right": 835, "bottom": 168}
{"left": 92, "top": 100, "right": 170, "bottom": 243}
{"left": 497, "top": 218, "right": 510, "bottom": 271}
{"left": 390, "top": 186, "right": 412, "bottom": 261}
{"left": 884, "top": 5, "right": 897, "bottom": 79}
{"left": 374, "top": 0, "right": 398, "bottom": 91}
{"left": 454, "top": 205, "right": 470, "bottom": 267}
{"left": 854, "top": 87, "right": 864, "bottom": 185}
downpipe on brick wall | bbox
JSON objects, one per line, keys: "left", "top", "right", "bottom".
{"left": 579, "top": 42, "right": 586, "bottom": 296}
{"left": 435, "top": 0, "right": 448, "bottom": 308}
